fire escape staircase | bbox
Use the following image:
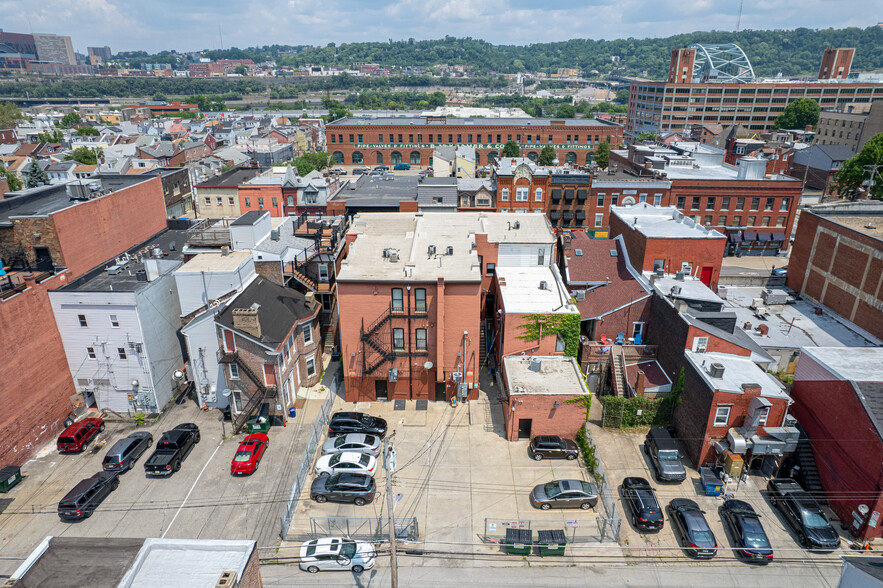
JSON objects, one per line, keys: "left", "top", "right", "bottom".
{"left": 794, "top": 426, "right": 826, "bottom": 501}
{"left": 360, "top": 309, "right": 395, "bottom": 375}
{"left": 218, "top": 350, "right": 277, "bottom": 432}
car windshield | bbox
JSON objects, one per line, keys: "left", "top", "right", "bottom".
{"left": 329, "top": 455, "right": 341, "bottom": 466}
{"left": 658, "top": 450, "right": 679, "bottom": 461}
{"left": 340, "top": 539, "right": 357, "bottom": 559}
{"left": 544, "top": 482, "right": 562, "bottom": 498}
{"left": 333, "top": 437, "right": 349, "bottom": 448}
{"left": 327, "top": 473, "right": 342, "bottom": 485}
{"left": 364, "top": 435, "right": 376, "bottom": 446}
{"left": 802, "top": 510, "right": 830, "bottom": 528}
{"left": 744, "top": 531, "right": 771, "bottom": 548}
{"left": 233, "top": 450, "right": 252, "bottom": 462}
{"left": 359, "top": 454, "right": 370, "bottom": 466}
{"left": 580, "top": 482, "right": 595, "bottom": 494}
{"left": 692, "top": 530, "right": 715, "bottom": 544}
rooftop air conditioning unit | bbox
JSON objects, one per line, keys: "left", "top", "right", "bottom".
{"left": 428, "top": 245, "right": 436, "bottom": 255}
{"left": 513, "top": 221, "right": 520, "bottom": 229}
{"left": 539, "top": 281, "right": 548, "bottom": 290}
{"left": 708, "top": 362, "right": 725, "bottom": 378}
{"left": 575, "top": 290, "right": 586, "bottom": 301}
{"left": 445, "top": 246, "right": 453, "bottom": 255}
{"left": 389, "top": 251, "right": 399, "bottom": 262}
{"left": 382, "top": 248, "right": 390, "bottom": 258}
{"left": 106, "top": 265, "right": 121, "bottom": 275}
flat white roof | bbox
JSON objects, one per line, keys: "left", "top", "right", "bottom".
{"left": 504, "top": 355, "right": 589, "bottom": 395}
{"left": 685, "top": 351, "right": 788, "bottom": 399}
{"left": 612, "top": 203, "right": 726, "bottom": 239}
{"left": 338, "top": 212, "right": 554, "bottom": 282}
{"left": 651, "top": 274, "right": 725, "bottom": 305}
{"left": 800, "top": 347, "right": 883, "bottom": 381}
{"left": 175, "top": 250, "right": 253, "bottom": 273}
{"left": 497, "top": 266, "right": 578, "bottom": 315}
{"left": 119, "top": 538, "right": 254, "bottom": 588}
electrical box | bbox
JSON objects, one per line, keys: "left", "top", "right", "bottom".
{"left": 457, "top": 383, "right": 468, "bottom": 399}
{"left": 723, "top": 451, "right": 744, "bottom": 479}
{"left": 388, "top": 368, "right": 398, "bottom": 382}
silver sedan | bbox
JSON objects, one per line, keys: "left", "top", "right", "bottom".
{"left": 321, "top": 433, "right": 381, "bottom": 457}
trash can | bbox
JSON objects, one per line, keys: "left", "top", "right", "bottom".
{"left": 536, "top": 529, "right": 567, "bottom": 557}
{"left": 0, "top": 465, "right": 22, "bottom": 493}
{"left": 503, "top": 527, "right": 532, "bottom": 555}
{"left": 288, "top": 406, "right": 297, "bottom": 419}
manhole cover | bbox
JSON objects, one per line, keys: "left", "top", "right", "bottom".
{"left": 394, "top": 400, "right": 406, "bottom": 411}
{"left": 415, "top": 400, "right": 428, "bottom": 411}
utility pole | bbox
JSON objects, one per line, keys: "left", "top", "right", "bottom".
{"left": 383, "top": 432, "right": 398, "bottom": 588}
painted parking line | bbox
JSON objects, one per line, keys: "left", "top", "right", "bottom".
{"left": 161, "top": 440, "right": 224, "bottom": 539}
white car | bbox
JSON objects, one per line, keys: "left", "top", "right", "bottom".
{"left": 299, "top": 537, "right": 376, "bottom": 573}
{"left": 315, "top": 451, "right": 377, "bottom": 477}
{"left": 321, "top": 433, "right": 381, "bottom": 457}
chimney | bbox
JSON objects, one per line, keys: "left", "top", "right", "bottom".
{"left": 232, "top": 305, "right": 261, "bottom": 339}
{"left": 635, "top": 370, "right": 647, "bottom": 396}
{"left": 304, "top": 291, "right": 316, "bottom": 308}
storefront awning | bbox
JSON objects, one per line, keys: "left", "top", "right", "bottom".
{"left": 550, "top": 210, "right": 561, "bottom": 220}
{"left": 728, "top": 232, "right": 743, "bottom": 243}
{"left": 575, "top": 209, "right": 586, "bottom": 220}
{"left": 563, "top": 210, "right": 574, "bottom": 219}
{"left": 758, "top": 232, "right": 772, "bottom": 242}
{"left": 771, "top": 233, "right": 786, "bottom": 242}
{"left": 743, "top": 231, "right": 757, "bottom": 241}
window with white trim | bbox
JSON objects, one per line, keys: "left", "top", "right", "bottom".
{"left": 501, "top": 188, "right": 509, "bottom": 201}
{"left": 693, "top": 336, "right": 708, "bottom": 353}
{"left": 228, "top": 363, "right": 240, "bottom": 380}
{"left": 535, "top": 188, "right": 543, "bottom": 201}
{"left": 118, "top": 347, "right": 127, "bottom": 360}
{"left": 87, "top": 347, "right": 96, "bottom": 359}
{"left": 78, "top": 314, "right": 88, "bottom": 327}
{"left": 516, "top": 187, "right": 528, "bottom": 201}
{"left": 594, "top": 213, "right": 604, "bottom": 228}
{"left": 306, "top": 356, "right": 316, "bottom": 377}
{"left": 302, "top": 323, "right": 313, "bottom": 344}
{"left": 714, "top": 405, "right": 731, "bottom": 427}
{"left": 109, "top": 315, "right": 119, "bottom": 328}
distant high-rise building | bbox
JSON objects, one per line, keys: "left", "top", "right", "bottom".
{"left": 33, "top": 33, "right": 76, "bottom": 65}
{"left": 0, "top": 31, "right": 36, "bottom": 70}
{"left": 88, "top": 45, "right": 112, "bottom": 64}
{"left": 668, "top": 48, "right": 696, "bottom": 83}
{"left": 818, "top": 47, "right": 855, "bottom": 80}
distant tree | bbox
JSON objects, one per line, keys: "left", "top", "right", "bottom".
{"left": 234, "top": 65, "right": 247, "bottom": 75}
{"left": 23, "top": 158, "right": 48, "bottom": 188}
{"left": 554, "top": 104, "right": 576, "bottom": 118}
{"left": 834, "top": 133, "right": 883, "bottom": 200}
{"left": 321, "top": 99, "right": 351, "bottom": 123}
{"left": 775, "top": 98, "right": 821, "bottom": 130}
{"left": 0, "top": 163, "right": 22, "bottom": 191}
{"left": 614, "top": 89, "right": 629, "bottom": 104}
{"left": 538, "top": 145, "right": 557, "bottom": 166}
{"left": 0, "top": 101, "right": 25, "bottom": 129}
{"left": 76, "top": 126, "right": 100, "bottom": 137}
{"left": 290, "top": 151, "right": 331, "bottom": 175}
{"left": 37, "top": 129, "right": 64, "bottom": 143}
{"left": 152, "top": 93, "right": 167, "bottom": 102}
{"left": 65, "top": 146, "right": 103, "bottom": 165}
{"left": 636, "top": 132, "right": 658, "bottom": 142}
{"left": 58, "top": 112, "right": 82, "bottom": 128}
{"left": 502, "top": 140, "right": 520, "bottom": 158}
{"left": 595, "top": 140, "right": 610, "bottom": 169}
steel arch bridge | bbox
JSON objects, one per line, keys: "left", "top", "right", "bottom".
{"left": 689, "top": 43, "right": 756, "bottom": 83}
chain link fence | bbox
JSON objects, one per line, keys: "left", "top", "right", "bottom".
{"left": 279, "top": 376, "right": 338, "bottom": 539}
{"left": 581, "top": 422, "right": 621, "bottom": 542}
{"left": 302, "top": 517, "right": 419, "bottom": 543}
{"left": 482, "top": 517, "right": 616, "bottom": 544}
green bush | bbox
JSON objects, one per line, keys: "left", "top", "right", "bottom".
{"left": 575, "top": 425, "right": 605, "bottom": 485}
{"left": 133, "top": 412, "right": 146, "bottom": 426}
{"left": 600, "top": 395, "right": 664, "bottom": 428}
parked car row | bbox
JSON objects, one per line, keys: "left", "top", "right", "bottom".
{"left": 526, "top": 435, "right": 598, "bottom": 512}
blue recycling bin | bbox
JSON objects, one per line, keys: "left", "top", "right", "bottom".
{"left": 288, "top": 406, "right": 297, "bottom": 418}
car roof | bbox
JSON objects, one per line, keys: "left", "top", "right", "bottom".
{"left": 337, "top": 473, "right": 372, "bottom": 485}
{"left": 624, "top": 477, "right": 651, "bottom": 488}
{"left": 535, "top": 435, "right": 560, "bottom": 443}
{"left": 338, "top": 452, "right": 368, "bottom": 463}
{"left": 333, "top": 412, "right": 364, "bottom": 420}
{"left": 557, "top": 480, "right": 583, "bottom": 492}
{"left": 670, "top": 498, "right": 700, "bottom": 510}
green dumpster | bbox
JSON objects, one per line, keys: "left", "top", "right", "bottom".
{"left": 246, "top": 417, "right": 271, "bottom": 434}
{"left": 0, "top": 465, "right": 22, "bottom": 493}
{"left": 503, "top": 527, "right": 532, "bottom": 555}
{"left": 536, "top": 529, "right": 566, "bottom": 556}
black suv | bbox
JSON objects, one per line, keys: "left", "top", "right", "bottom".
{"left": 644, "top": 427, "right": 686, "bottom": 482}
{"left": 620, "top": 477, "right": 664, "bottom": 532}
{"left": 528, "top": 435, "right": 579, "bottom": 461}
{"left": 103, "top": 431, "right": 153, "bottom": 473}
{"left": 310, "top": 473, "right": 376, "bottom": 505}
{"left": 328, "top": 412, "right": 387, "bottom": 438}
{"left": 58, "top": 471, "right": 120, "bottom": 520}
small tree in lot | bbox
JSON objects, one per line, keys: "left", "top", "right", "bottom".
{"left": 502, "top": 140, "right": 520, "bottom": 158}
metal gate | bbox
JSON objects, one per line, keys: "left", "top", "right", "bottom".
{"left": 307, "top": 517, "right": 419, "bottom": 543}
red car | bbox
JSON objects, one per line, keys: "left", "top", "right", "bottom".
{"left": 57, "top": 418, "right": 104, "bottom": 453}
{"left": 231, "top": 433, "right": 269, "bottom": 475}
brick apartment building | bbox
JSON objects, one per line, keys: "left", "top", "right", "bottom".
{"left": 326, "top": 116, "right": 623, "bottom": 168}
{"left": 137, "top": 142, "right": 212, "bottom": 167}
{"left": 0, "top": 175, "right": 169, "bottom": 465}
{"left": 787, "top": 201, "right": 883, "bottom": 340}
{"left": 627, "top": 47, "right": 883, "bottom": 140}
{"left": 194, "top": 166, "right": 265, "bottom": 218}
{"left": 336, "top": 212, "right": 559, "bottom": 402}
{"left": 609, "top": 202, "right": 726, "bottom": 290}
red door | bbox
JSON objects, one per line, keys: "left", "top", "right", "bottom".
{"left": 224, "top": 330, "right": 236, "bottom": 352}
{"left": 700, "top": 266, "right": 713, "bottom": 286}
{"left": 263, "top": 364, "right": 277, "bottom": 387}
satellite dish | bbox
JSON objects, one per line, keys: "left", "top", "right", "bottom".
{"left": 222, "top": 389, "right": 232, "bottom": 397}
{"left": 423, "top": 361, "right": 434, "bottom": 369}
{"left": 173, "top": 370, "right": 185, "bottom": 381}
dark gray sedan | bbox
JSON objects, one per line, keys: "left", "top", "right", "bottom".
{"left": 311, "top": 473, "right": 376, "bottom": 506}
{"left": 668, "top": 498, "right": 718, "bottom": 558}
{"left": 530, "top": 480, "right": 598, "bottom": 510}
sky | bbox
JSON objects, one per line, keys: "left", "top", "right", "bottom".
{"left": 0, "top": 0, "right": 871, "bottom": 54}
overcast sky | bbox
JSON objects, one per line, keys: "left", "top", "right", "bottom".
{"left": 0, "top": 0, "right": 871, "bottom": 54}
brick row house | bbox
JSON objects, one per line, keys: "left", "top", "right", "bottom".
{"left": 215, "top": 277, "right": 322, "bottom": 429}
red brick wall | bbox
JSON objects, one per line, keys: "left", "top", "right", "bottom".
{"left": 791, "top": 378, "right": 883, "bottom": 540}
{"left": 591, "top": 298, "right": 653, "bottom": 342}
{"left": 495, "top": 174, "right": 550, "bottom": 213}
{"left": 53, "top": 176, "right": 168, "bottom": 278}
{"left": 504, "top": 394, "right": 586, "bottom": 441}
{"left": 238, "top": 184, "right": 285, "bottom": 217}
{"left": 687, "top": 325, "right": 752, "bottom": 357}
{"left": 497, "top": 311, "right": 565, "bottom": 360}
{"left": 0, "top": 272, "right": 76, "bottom": 466}
{"left": 787, "top": 210, "right": 883, "bottom": 339}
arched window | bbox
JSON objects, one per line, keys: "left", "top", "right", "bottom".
{"left": 376, "top": 152, "right": 384, "bottom": 165}
{"left": 474, "top": 152, "right": 480, "bottom": 165}
{"left": 332, "top": 151, "right": 344, "bottom": 164}
{"left": 585, "top": 153, "right": 594, "bottom": 165}
{"left": 487, "top": 151, "right": 498, "bottom": 166}
{"left": 410, "top": 151, "right": 421, "bottom": 165}
{"left": 527, "top": 151, "right": 538, "bottom": 161}
{"left": 565, "top": 152, "right": 577, "bottom": 164}
{"left": 391, "top": 151, "right": 402, "bottom": 165}
{"left": 352, "top": 151, "right": 364, "bottom": 165}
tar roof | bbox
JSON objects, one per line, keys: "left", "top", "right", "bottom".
{"left": 331, "top": 175, "right": 419, "bottom": 207}
{"left": 326, "top": 116, "right": 619, "bottom": 127}
{"left": 231, "top": 210, "right": 268, "bottom": 226}
{"left": 215, "top": 276, "right": 318, "bottom": 347}
{"left": 612, "top": 203, "right": 726, "bottom": 239}
{"left": 503, "top": 355, "right": 589, "bottom": 396}
{"left": 14, "top": 537, "right": 145, "bottom": 588}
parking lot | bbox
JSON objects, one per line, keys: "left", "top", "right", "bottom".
{"left": 284, "top": 393, "right": 616, "bottom": 558}
{"left": 590, "top": 420, "right": 851, "bottom": 564}
{"left": 0, "top": 397, "right": 318, "bottom": 575}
